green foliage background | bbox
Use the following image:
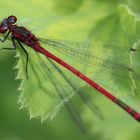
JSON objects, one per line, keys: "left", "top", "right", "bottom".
{"left": 0, "top": 0, "right": 140, "bottom": 140}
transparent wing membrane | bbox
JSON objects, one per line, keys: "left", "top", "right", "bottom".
{"left": 39, "top": 38, "right": 140, "bottom": 96}
{"left": 18, "top": 38, "right": 140, "bottom": 120}
{"left": 18, "top": 38, "right": 105, "bottom": 120}
{"left": 18, "top": 47, "right": 73, "bottom": 120}
{"left": 39, "top": 38, "right": 140, "bottom": 80}
{"left": 38, "top": 56, "right": 87, "bottom": 131}
{"left": 47, "top": 58, "right": 104, "bottom": 120}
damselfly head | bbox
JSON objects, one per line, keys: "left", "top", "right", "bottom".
{"left": 0, "top": 15, "right": 17, "bottom": 34}
{"left": 0, "top": 19, "right": 8, "bottom": 33}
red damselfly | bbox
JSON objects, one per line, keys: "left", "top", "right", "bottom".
{"left": 0, "top": 15, "right": 140, "bottom": 122}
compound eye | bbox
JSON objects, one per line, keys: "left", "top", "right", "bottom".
{"left": 8, "top": 15, "right": 17, "bottom": 24}
{"left": 0, "top": 25, "right": 8, "bottom": 33}
{"left": 0, "top": 19, "right": 8, "bottom": 32}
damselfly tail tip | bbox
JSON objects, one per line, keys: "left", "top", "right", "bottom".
{"left": 133, "top": 113, "right": 140, "bottom": 122}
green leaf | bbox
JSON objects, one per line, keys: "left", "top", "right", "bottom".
{"left": 16, "top": 0, "right": 140, "bottom": 127}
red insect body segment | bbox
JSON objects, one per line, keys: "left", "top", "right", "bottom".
{"left": 0, "top": 28, "right": 4, "bottom": 33}
{"left": 115, "top": 99, "right": 140, "bottom": 121}
{"left": 11, "top": 26, "right": 38, "bottom": 47}
{"left": 33, "top": 45, "right": 140, "bottom": 122}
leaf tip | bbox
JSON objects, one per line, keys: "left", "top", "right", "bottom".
{"left": 13, "top": 65, "right": 18, "bottom": 70}
{"left": 15, "top": 75, "right": 20, "bottom": 80}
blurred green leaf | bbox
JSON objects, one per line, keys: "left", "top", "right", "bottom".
{"left": 53, "top": 0, "right": 84, "bottom": 14}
